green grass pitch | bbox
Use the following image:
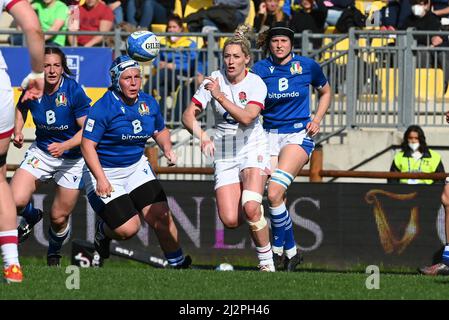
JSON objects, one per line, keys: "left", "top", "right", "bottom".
{"left": 2, "top": 257, "right": 449, "bottom": 299}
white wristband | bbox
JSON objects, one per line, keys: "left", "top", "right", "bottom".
{"left": 29, "top": 71, "right": 45, "bottom": 79}
{"left": 21, "top": 71, "right": 44, "bottom": 90}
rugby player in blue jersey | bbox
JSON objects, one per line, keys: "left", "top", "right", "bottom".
{"left": 11, "top": 47, "right": 91, "bottom": 267}
{"left": 81, "top": 55, "right": 191, "bottom": 269}
{"left": 252, "top": 22, "right": 331, "bottom": 271}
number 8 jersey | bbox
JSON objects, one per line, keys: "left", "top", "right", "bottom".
{"left": 82, "top": 90, "right": 165, "bottom": 168}
{"left": 17, "top": 77, "right": 91, "bottom": 159}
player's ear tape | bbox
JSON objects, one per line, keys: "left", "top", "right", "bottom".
{"left": 0, "top": 153, "right": 7, "bottom": 166}
{"left": 242, "top": 190, "right": 267, "bottom": 231}
{"left": 270, "top": 168, "right": 294, "bottom": 189}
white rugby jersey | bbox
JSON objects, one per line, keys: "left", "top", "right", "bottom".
{"left": 192, "top": 69, "right": 268, "bottom": 161}
{"left": 0, "top": 0, "right": 21, "bottom": 69}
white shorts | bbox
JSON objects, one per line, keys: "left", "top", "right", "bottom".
{"left": 268, "top": 130, "right": 315, "bottom": 157}
{"left": 0, "top": 70, "right": 14, "bottom": 139}
{"left": 83, "top": 155, "right": 157, "bottom": 205}
{"left": 20, "top": 143, "right": 85, "bottom": 189}
{"left": 214, "top": 148, "right": 270, "bottom": 190}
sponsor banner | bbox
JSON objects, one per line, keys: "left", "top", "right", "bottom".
{"left": 18, "top": 182, "right": 446, "bottom": 268}
{"left": 2, "top": 47, "right": 112, "bottom": 87}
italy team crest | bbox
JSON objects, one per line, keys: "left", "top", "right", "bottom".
{"left": 290, "top": 61, "right": 302, "bottom": 75}
{"left": 238, "top": 91, "right": 247, "bottom": 104}
{"left": 27, "top": 156, "right": 40, "bottom": 169}
{"left": 138, "top": 102, "right": 150, "bottom": 116}
{"left": 55, "top": 93, "right": 67, "bottom": 107}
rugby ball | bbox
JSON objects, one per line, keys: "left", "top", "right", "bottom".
{"left": 216, "top": 263, "right": 234, "bottom": 271}
{"left": 126, "top": 31, "right": 160, "bottom": 62}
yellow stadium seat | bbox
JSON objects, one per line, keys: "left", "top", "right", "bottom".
{"left": 376, "top": 68, "right": 445, "bottom": 101}
{"left": 174, "top": 0, "right": 183, "bottom": 17}
{"left": 355, "top": 0, "right": 365, "bottom": 14}
{"left": 151, "top": 24, "right": 167, "bottom": 33}
{"left": 244, "top": 0, "right": 256, "bottom": 27}
{"left": 184, "top": 0, "right": 213, "bottom": 18}
{"left": 415, "top": 68, "right": 444, "bottom": 100}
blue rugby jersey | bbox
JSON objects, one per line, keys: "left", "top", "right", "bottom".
{"left": 251, "top": 54, "right": 327, "bottom": 133}
{"left": 82, "top": 90, "right": 165, "bottom": 168}
{"left": 17, "top": 77, "right": 91, "bottom": 159}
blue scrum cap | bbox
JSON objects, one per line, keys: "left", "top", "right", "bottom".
{"left": 109, "top": 55, "right": 141, "bottom": 92}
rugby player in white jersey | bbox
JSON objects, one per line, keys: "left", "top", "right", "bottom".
{"left": 183, "top": 25, "right": 275, "bottom": 272}
{"left": 0, "top": 0, "right": 44, "bottom": 283}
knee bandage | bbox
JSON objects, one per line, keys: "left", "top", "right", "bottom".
{"left": 270, "top": 168, "right": 294, "bottom": 189}
{"left": 248, "top": 212, "right": 267, "bottom": 231}
{"left": 0, "top": 153, "right": 6, "bottom": 167}
{"left": 241, "top": 190, "right": 263, "bottom": 207}
{"left": 242, "top": 190, "right": 267, "bottom": 231}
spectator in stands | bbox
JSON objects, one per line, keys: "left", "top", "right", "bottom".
{"left": 104, "top": 0, "right": 124, "bottom": 25}
{"left": 182, "top": 25, "right": 276, "bottom": 272}
{"left": 33, "top": 0, "right": 69, "bottom": 46}
{"left": 380, "top": 0, "right": 412, "bottom": 30}
{"left": 146, "top": 14, "right": 197, "bottom": 118}
{"left": 126, "top": 0, "right": 174, "bottom": 29}
{"left": 0, "top": 0, "right": 44, "bottom": 284}
{"left": 419, "top": 111, "right": 449, "bottom": 276}
{"left": 400, "top": 0, "right": 449, "bottom": 92}
{"left": 253, "top": 0, "right": 289, "bottom": 33}
{"left": 322, "top": 0, "right": 354, "bottom": 27}
{"left": 252, "top": 22, "right": 331, "bottom": 271}
{"left": 388, "top": 124, "right": 445, "bottom": 184}
{"left": 185, "top": 0, "right": 250, "bottom": 33}
{"left": 289, "top": 0, "right": 327, "bottom": 49}
{"left": 281, "top": 0, "right": 302, "bottom": 17}
{"left": 12, "top": 47, "right": 91, "bottom": 267}
{"left": 68, "top": 0, "right": 114, "bottom": 47}
{"left": 81, "top": 54, "right": 192, "bottom": 269}
{"left": 11, "top": 0, "right": 69, "bottom": 46}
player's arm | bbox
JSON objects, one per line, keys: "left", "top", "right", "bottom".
{"left": 9, "top": 0, "right": 44, "bottom": 102}
{"left": 81, "top": 137, "right": 113, "bottom": 198}
{"left": 204, "top": 76, "right": 261, "bottom": 126}
{"left": 83, "top": 19, "right": 113, "bottom": 47}
{"left": 153, "top": 128, "right": 176, "bottom": 166}
{"left": 182, "top": 101, "right": 214, "bottom": 157}
{"left": 44, "top": 18, "right": 66, "bottom": 41}
{"left": 47, "top": 116, "right": 87, "bottom": 158}
{"left": 306, "top": 82, "right": 331, "bottom": 137}
{"left": 13, "top": 107, "right": 28, "bottom": 149}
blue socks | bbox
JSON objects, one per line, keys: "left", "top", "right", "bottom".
{"left": 21, "top": 202, "right": 42, "bottom": 226}
{"left": 269, "top": 203, "right": 297, "bottom": 258}
{"left": 164, "top": 248, "right": 186, "bottom": 267}
{"left": 47, "top": 224, "right": 71, "bottom": 257}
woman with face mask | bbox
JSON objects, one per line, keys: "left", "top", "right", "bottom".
{"left": 388, "top": 125, "right": 445, "bottom": 184}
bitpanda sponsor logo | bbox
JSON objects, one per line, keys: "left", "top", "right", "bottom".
{"left": 268, "top": 91, "right": 300, "bottom": 99}
{"left": 121, "top": 134, "right": 152, "bottom": 140}
{"left": 37, "top": 124, "right": 69, "bottom": 131}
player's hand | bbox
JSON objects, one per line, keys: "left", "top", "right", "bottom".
{"left": 20, "top": 72, "right": 44, "bottom": 103}
{"left": 204, "top": 77, "right": 221, "bottom": 98}
{"left": 96, "top": 178, "right": 114, "bottom": 199}
{"left": 13, "top": 131, "right": 24, "bottom": 149}
{"left": 306, "top": 119, "right": 320, "bottom": 137}
{"left": 201, "top": 139, "right": 215, "bottom": 158}
{"left": 47, "top": 142, "right": 67, "bottom": 158}
{"left": 165, "top": 149, "right": 177, "bottom": 166}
